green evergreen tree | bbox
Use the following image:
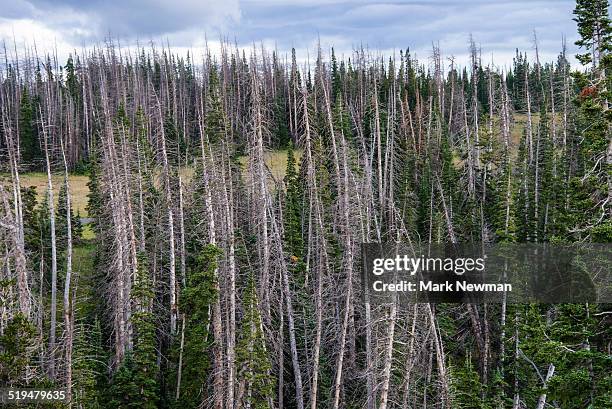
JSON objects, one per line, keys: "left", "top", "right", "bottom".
{"left": 18, "top": 87, "right": 40, "bottom": 167}
{"left": 573, "top": 0, "right": 612, "bottom": 67}
{"left": 72, "top": 321, "right": 104, "bottom": 409}
{"left": 450, "top": 355, "right": 486, "bottom": 409}
{"left": 86, "top": 151, "right": 104, "bottom": 237}
{"left": 56, "top": 183, "right": 82, "bottom": 249}
{"left": 64, "top": 56, "right": 80, "bottom": 102}
{"left": 0, "top": 313, "right": 36, "bottom": 386}
{"left": 174, "top": 244, "right": 221, "bottom": 408}
{"left": 283, "top": 143, "right": 304, "bottom": 261}
{"left": 20, "top": 186, "right": 41, "bottom": 263}
{"left": 571, "top": 0, "right": 612, "bottom": 241}
{"left": 130, "top": 253, "right": 159, "bottom": 408}
{"left": 108, "top": 354, "right": 139, "bottom": 408}
{"left": 205, "top": 67, "right": 229, "bottom": 146}
{"left": 236, "top": 272, "right": 275, "bottom": 409}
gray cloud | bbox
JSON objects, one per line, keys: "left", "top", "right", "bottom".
{"left": 0, "top": 0, "right": 590, "bottom": 67}
{"left": 6, "top": 0, "right": 240, "bottom": 42}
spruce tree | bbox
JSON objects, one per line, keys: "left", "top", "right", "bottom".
{"left": 18, "top": 87, "right": 40, "bottom": 167}
{"left": 175, "top": 244, "right": 221, "bottom": 408}
{"left": 572, "top": 0, "right": 612, "bottom": 241}
{"left": 130, "top": 253, "right": 158, "bottom": 408}
{"left": 236, "top": 272, "right": 275, "bottom": 409}
{"left": 0, "top": 313, "right": 36, "bottom": 386}
{"left": 450, "top": 355, "right": 485, "bottom": 409}
{"left": 573, "top": 0, "right": 612, "bottom": 67}
{"left": 283, "top": 143, "right": 304, "bottom": 261}
{"left": 72, "top": 322, "right": 104, "bottom": 409}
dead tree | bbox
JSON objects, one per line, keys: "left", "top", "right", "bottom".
{"left": 40, "top": 106, "right": 58, "bottom": 379}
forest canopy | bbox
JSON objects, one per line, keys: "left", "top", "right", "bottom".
{"left": 0, "top": 1, "right": 610, "bottom": 408}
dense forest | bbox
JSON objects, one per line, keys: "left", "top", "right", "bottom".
{"left": 0, "top": 1, "right": 610, "bottom": 408}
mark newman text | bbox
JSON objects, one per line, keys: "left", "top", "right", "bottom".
{"left": 372, "top": 280, "right": 512, "bottom": 293}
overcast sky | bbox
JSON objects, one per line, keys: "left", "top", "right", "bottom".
{"left": 0, "top": 0, "right": 591, "bottom": 70}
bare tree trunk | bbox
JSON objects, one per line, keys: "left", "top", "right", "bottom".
{"left": 512, "top": 311, "right": 520, "bottom": 409}
{"left": 175, "top": 314, "right": 186, "bottom": 400}
{"left": 249, "top": 64, "right": 271, "bottom": 323}
{"left": 197, "top": 96, "right": 224, "bottom": 409}
{"left": 378, "top": 300, "right": 397, "bottom": 409}
{"left": 221, "top": 144, "right": 237, "bottom": 409}
{"left": 301, "top": 86, "right": 328, "bottom": 409}
{"left": 41, "top": 109, "right": 58, "bottom": 380}
{"left": 429, "top": 304, "right": 449, "bottom": 407}
{"left": 401, "top": 304, "right": 419, "bottom": 408}
{"left": 0, "top": 93, "right": 29, "bottom": 318}
{"left": 278, "top": 277, "right": 284, "bottom": 409}
{"left": 155, "top": 100, "right": 178, "bottom": 335}
{"left": 274, "top": 218, "right": 304, "bottom": 409}
{"left": 448, "top": 57, "right": 455, "bottom": 132}
{"left": 60, "top": 137, "right": 74, "bottom": 405}
{"left": 332, "top": 104, "right": 355, "bottom": 409}
{"left": 535, "top": 364, "right": 555, "bottom": 409}
{"left": 178, "top": 175, "right": 186, "bottom": 288}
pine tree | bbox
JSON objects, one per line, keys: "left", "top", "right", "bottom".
{"left": 205, "top": 67, "right": 228, "bottom": 146}
{"left": 86, "top": 152, "right": 104, "bottom": 237}
{"left": 0, "top": 313, "right": 36, "bottom": 386}
{"left": 108, "top": 354, "right": 139, "bottom": 408}
{"left": 450, "top": 355, "right": 485, "bottom": 409}
{"left": 174, "top": 244, "right": 221, "bottom": 408}
{"left": 64, "top": 56, "right": 80, "bottom": 102}
{"left": 57, "top": 183, "right": 82, "bottom": 249}
{"left": 236, "top": 272, "right": 275, "bottom": 409}
{"left": 72, "top": 322, "right": 104, "bottom": 409}
{"left": 19, "top": 87, "right": 40, "bottom": 167}
{"left": 130, "top": 253, "right": 158, "bottom": 408}
{"left": 571, "top": 0, "right": 612, "bottom": 241}
{"left": 283, "top": 143, "right": 304, "bottom": 261}
{"left": 21, "top": 186, "right": 41, "bottom": 262}
{"left": 573, "top": 0, "right": 612, "bottom": 68}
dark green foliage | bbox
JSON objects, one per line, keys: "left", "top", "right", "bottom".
{"left": 130, "top": 254, "right": 159, "bottom": 408}
{"left": 450, "top": 355, "right": 486, "bottom": 409}
{"left": 72, "top": 321, "right": 105, "bottom": 409}
{"left": 174, "top": 244, "right": 221, "bottom": 408}
{"left": 546, "top": 304, "right": 612, "bottom": 409}
{"left": 573, "top": 0, "right": 612, "bottom": 66}
{"left": 21, "top": 186, "right": 41, "bottom": 255}
{"left": 205, "top": 67, "right": 229, "bottom": 146}
{"left": 569, "top": 0, "right": 612, "bottom": 241}
{"left": 0, "top": 313, "right": 36, "bottom": 386}
{"left": 283, "top": 143, "right": 304, "bottom": 260}
{"left": 64, "top": 56, "right": 80, "bottom": 102}
{"left": 236, "top": 273, "right": 275, "bottom": 408}
{"left": 86, "top": 153, "right": 104, "bottom": 237}
{"left": 18, "top": 88, "right": 40, "bottom": 167}
{"left": 108, "top": 354, "right": 140, "bottom": 408}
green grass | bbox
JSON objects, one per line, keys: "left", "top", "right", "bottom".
{"left": 17, "top": 173, "right": 91, "bottom": 217}
{"left": 238, "top": 149, "right": 303, "bottom": 183}
{"left": 3, "top": 149, "right": 298, "bottom": 232}
{"left": 82, "top": 224, "right": 95, "bottom": 240}
{"left": 73, "top": 242, "right": 95, "bottom": 273}
{"left": 72, "top": 242, "right": 98, "bottom": 317}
